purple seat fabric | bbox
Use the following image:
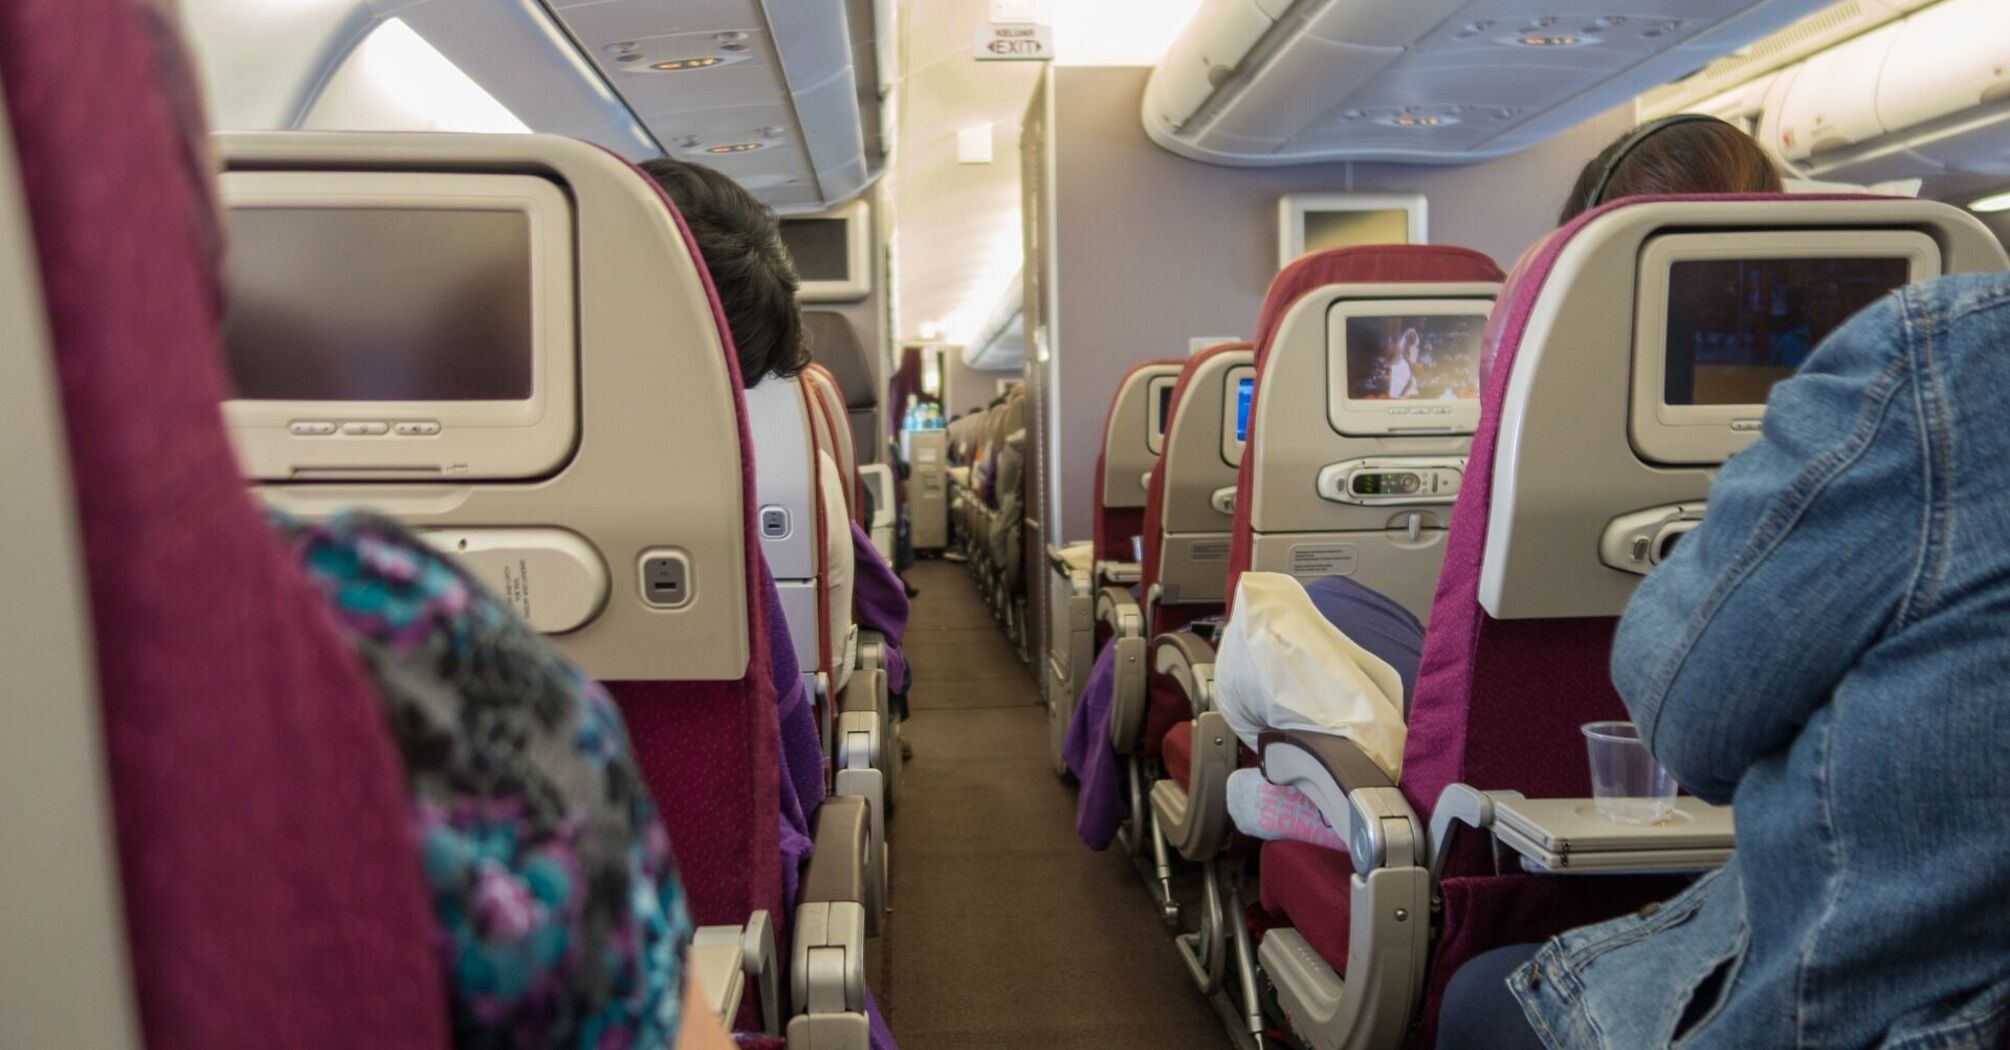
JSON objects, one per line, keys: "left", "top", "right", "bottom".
{"left": 0, "top": 1, "right": 449, "bottom": 1046}
{"left": 851, "top": 521, "right": 909, "bottom": 690}
{"left": 766, "top": 561, "right": 825, "bottom": 910}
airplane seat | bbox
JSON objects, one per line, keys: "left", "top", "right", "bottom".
{"left": 988, "top": 386, "right": 1031, "bottom": 646}
{"left": 208, "top": 129, "right": 902, "bottom": 1043}
{"left": 1138, "top": 246, "right": 1505, "bottom": 1038}
{"left": 1250, "top": 195, "right": 2007, "bottom": 1050}
{"left": 1071, "top": 342, "right": 1250, "bottom": 920}
{"left": 750, "top": 375, "right": 893, "bottom": 936}
{"left": 0, "top": 2, "right": 448, "bottom": 1045}
{"left": 1043, "top": 358, "right": 1181, "bottom": 774}
{"left": 1225, "top": 245, "right": 1507, "bottom": 619}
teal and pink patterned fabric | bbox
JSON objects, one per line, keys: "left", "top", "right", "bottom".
{"left": 281, "top": 513, "right": 695, "bottom": 1049}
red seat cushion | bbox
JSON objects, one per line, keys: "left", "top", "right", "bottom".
{"left": 1259, "top": 840, "right": 1355, "bottom": 975}
{"left": 1163, "top": 721, "right": 1194, "bottom": 789}
{"left": 1162, "top": 720, "right": 1258, "bottom": 791}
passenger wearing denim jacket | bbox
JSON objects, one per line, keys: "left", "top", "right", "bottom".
{"left": 1511, "top": 273, "right": 2010, "bottom": 1049}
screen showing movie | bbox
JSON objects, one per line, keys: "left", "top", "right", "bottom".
{"left": 1235, "top": 377, "right": 1254, "bottom": 441}
{"left": 223, "top": 207, "right": 534, "bottom": 402}
{"left": 1663, "top": 257, "right": 1910, "bottom": 406}
{"left": 1158, "top": 384, "right": 1175, "bottom": 435}
{"left": 1343, "top": 314, "right": 1485, "bottom": 402}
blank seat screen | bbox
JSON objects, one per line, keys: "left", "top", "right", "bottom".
{"left": 1343, "top": 314, "right": 1484, "bottom": 401}
{"left": 223, "top": 207, "right": 534, "bottom": 402}
{"left": 1663, "top": 257, "right": 1909, "bottom": 406}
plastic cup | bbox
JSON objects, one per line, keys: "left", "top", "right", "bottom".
{"left": 1582, "top": 721, "right": 1677, "bottom": 825}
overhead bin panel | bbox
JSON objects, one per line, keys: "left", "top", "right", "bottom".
{"left": 1770, "top": 25, "right": 1895, "bottom": 167}
{"left": 1145, "top": 0, "right": 1832, "bottom": 165}
{"left": 1878, "top": 0, "right": 2010, "bottom": 175}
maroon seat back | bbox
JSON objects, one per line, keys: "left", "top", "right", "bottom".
{"left": 1093, "top": 358, "right": 1183, "bottom": 565}
{"left": 0, "top": 1, "right": 447, "bottom": 1046}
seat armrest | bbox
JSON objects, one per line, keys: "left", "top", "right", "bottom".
{"left": 1259, "top": 730, "right": 1416, "bottom": 874}
{"left": 1097, "top": 561, "right": 1142, "bottom": 587}
{"left": 1152, "top": 632, "right": 1216, "bottom": 716}
{"left": 693, "top": 910, "right": 779, "bottom": 1035}
{"left": 1096, "top": 586, "right": 1143, "bottom": 639}
{"left": 800, "top": 797, "right": 869, "bottom": 906}
{"left": 855, "top": 629, "right": 886, "bottom": 674}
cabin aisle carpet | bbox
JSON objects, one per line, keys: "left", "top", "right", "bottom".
{"left": 867, "top": 558, "right": 1230, "bottom": 1050}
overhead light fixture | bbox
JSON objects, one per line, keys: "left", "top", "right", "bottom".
{"left": 1514, "top": 34, "right": 1584, "bottom": 46}
{"left": 652, "top": 56, "right": 725, "bottom": 71}
{"left": 1970, "top": 190, "right": 2010, "bottom": 214}
{"left": 1379, "top": 113, "right": 1458, "bottom": 128}
{"left": 704, "top": 142, "right": 763, "bottom": 154}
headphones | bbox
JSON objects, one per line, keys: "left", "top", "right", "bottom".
{"left": 1582, "top": 113, "right": 1734, "bottom": 209}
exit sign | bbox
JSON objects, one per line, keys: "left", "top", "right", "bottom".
{"left": 975, "top": 22, "right": 1053, "bottom": 61}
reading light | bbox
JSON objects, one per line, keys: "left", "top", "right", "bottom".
{"left": 1970, "top": 190, "right": 2010, "bottom": 214}
{"left": 652, "top": 56, "right": 724, "bottom": 71}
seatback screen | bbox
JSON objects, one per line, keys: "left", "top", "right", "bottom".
{"left": 1662, "top": 256, "right": 1910, "bottom": 406}
{"left": 223, "top": 207, "right": 534, "bottom": 402}
{"left": 781, "top": 217, "right": 851, "bottom": 282}
{"left": 1235, "top": 377, "right": 1254, "bottom": 441}
{"left": 1343, "top": 314, "right": 1485, "bottom": 402}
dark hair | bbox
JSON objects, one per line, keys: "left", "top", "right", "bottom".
{"left": 1558, "top": 118, "right": 1782, "bottom": 224}
{"left": 639, "top": 157, "right": 809, "bottom": 387}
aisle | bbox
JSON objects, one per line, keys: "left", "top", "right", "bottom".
{"left": 869, "top": 559, "right": 1229, "bottom": 1049}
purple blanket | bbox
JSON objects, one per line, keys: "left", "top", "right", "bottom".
{"left": 850, "top": 521, "right": 909, "bottom": 690}
{"left": 1062, "top": 642, "right": 1125, "bottom": 850}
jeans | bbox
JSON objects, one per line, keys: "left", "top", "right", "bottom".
{"left": 1437, "top": 945, "right": 1544, "bottom": 1050}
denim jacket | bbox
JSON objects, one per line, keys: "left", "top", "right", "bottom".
{"left": 1513, "top": 273, "right": 2010, "bottom": 1050}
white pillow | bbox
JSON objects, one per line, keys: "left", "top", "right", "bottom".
{"left": 1214, "top": 572, "right": 1407, "bottom": 780}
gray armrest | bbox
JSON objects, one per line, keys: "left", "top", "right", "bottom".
{"left": 855, "top": 629, "right": 886, "bottom": 674}
{"left": 1259, "top": 730, "right": 1416, "bottom": 875}
{"left": 1152, "top": 632, "right": 1216, "bottom": 716}
{"left": 1150, "top": 710, "right": 1237, "bottom": 862}
{"left": 1097, "top": 561, "right": 1142, "bottom": 587}
{"left": 800, "top": 797, "right": 868, "bottom": 906}
{"left": 1096, "top": 585, "right": 1143, "bottom": 638}
{"left": 788, "top": 899, "right": 869, "bottom": 1049}
{"left": 693, "top": 910, "right": 779, "bottom": 1035}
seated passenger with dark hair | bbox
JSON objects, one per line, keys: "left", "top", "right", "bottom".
{"left": 639, "top": 157, "right": 812, "bottom": 388}
{"left": 1438, "top": 276, "right": 2010, "bottom": 1049}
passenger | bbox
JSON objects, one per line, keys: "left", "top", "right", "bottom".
{"left": 1439, "top": 278, "right": 2010, "bottom": 1049}
{"left": 1556, "top": 114, "right": 1782, "bottom": 224}
{"left": 640, "top": 156, "right": 914, "bottom": 770}
{"left": 638, "top": 157, "right": 811, "bottom": 387}
{"left": 281, "top": 512, "right": 734, "bottom": 1050}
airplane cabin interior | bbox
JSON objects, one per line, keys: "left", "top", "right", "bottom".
{"left": 7, "top": 1, "right": 2010, "bottom": 1049}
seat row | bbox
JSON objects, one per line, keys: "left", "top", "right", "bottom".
{"left": 947, "top": 385, "right": 1032, "bottom": 654}
{"left": 1048, "top": 198, "right": 2007, "bottom": 1048}
{"left": 1, "top": 3, "right": 905, "bottom": 1046}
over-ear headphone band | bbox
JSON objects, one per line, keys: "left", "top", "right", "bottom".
{"left": 1585, "top": 113, "right": 1732, "bottom": 209}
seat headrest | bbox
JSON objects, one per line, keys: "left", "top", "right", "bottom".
{"left": 1257, "top": 245, "right": 1505, "bottom": 357}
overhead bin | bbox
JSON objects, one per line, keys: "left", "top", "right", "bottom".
{"left": 1143, "top": 0, "right": 1832, "bottom": 166}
